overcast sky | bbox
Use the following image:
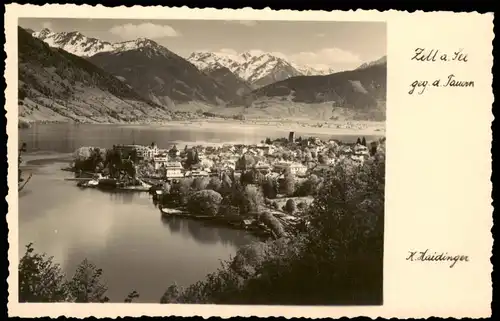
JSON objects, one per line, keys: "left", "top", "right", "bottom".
{"left": 19, "top": 18, "right": 386, "bottom": 70}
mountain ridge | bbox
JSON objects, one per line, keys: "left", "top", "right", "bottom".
{"left": 87, "top": 44, "right": 239, "bottom": 106}
{"left": 239, "top": 61, "right": 387, "bottom": 120}
{"left": 187, "top": 50, "right": 339, "bottom": 88}
{"left": 17, "top": 27, "right": 174, "bottom": 124}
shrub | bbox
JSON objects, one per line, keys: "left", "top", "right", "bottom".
{"left": 259, "top": 212, "right": 286, "bottom": 238}
{"left": 285, "top": 199, "right": 296, "bottom": 214}
{"left": 186, "top": 190, "right": 223, "bottom": 216}
{"left": 297, "top": 201, "right": 308, "bottom": 210}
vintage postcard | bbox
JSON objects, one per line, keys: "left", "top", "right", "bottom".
{"left": 4, "top": 4, "right": 493, "bottom": 319}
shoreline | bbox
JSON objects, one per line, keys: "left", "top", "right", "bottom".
{"left": 19, "top": 118, "right": 386, "bottom": 137}
{"left": 22, "top": 152, "right": 73, "bottom": 165}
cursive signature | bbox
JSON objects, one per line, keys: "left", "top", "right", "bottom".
{"left": 406, "top": 249, "right": 469, "bottom": 268}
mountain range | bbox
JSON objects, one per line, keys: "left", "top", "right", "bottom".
{"left": 187, "top": 51, "right": 335, "bottom": 88}
{"left": 32, "top": 29, "right": 338, "bottom": 88}
{"left": 18, "top": 27, "right": 173, "bottom": 124}
{"left": 21, "top": 26, "right": 387, "bottom": 123}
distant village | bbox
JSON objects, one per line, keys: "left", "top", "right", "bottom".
{"left": 110, "top": 131, "right": 377, "bottom": 183}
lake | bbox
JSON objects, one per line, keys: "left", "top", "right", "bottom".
{"left": 18, "top": 122, "right": 382, "bottom": 153}
{"left": 18, "top": 160, "right": 257, "bottom": 302}
{"left": 17, "top": 123, "right": 382, "bottom": 303}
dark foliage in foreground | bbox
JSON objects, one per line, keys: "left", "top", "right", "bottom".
{"left": 18, "top": 243, "right": 139, "bottom": 303}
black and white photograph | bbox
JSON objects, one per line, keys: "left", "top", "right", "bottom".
{"left": 15, "top": 16, "right": 386, "bottom": 305}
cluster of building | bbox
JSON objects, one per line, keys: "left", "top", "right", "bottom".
{"left": 112, "top": 132, "right": 372, "bottom": 182}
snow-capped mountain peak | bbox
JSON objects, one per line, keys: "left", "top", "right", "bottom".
{"left": 188, "top": 50, "right": 309, "bottom": 87}
{"left": 187, "top": 50, "right": 337, "bottom": 87}
{"left": 31, "top": 28, "right": 167, "bottom": 58}
{"left": 356, "top": 55, "right": 387, "bottom": 70}
{"left": 32, "top": 28, "right": 52, "bottom": 39}
{"left": 292, "top": 63, "right": 336, "bottom": 76}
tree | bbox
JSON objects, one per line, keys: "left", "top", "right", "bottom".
{"left": 186, "top": 190, "right": 223, "bottom": 216}
{"left": 237, "top": 154, "right": 255, "bottom": 171}
{"left": 185, "top": 148, "right": 200, "bottom": 168}
{"left": 160, "top": 283, "right": 183, "bottom": 303}
{"left": 124, "top": 290, "right": 140, "bottom": 303}
{"left": 129, "top": 149, "right": 138, "bottom": 163}
{"left": 19, "top": 244, "right": 140, "bottom": 303}
{"left": 259, "top": 212, "right": 286, "bottom": 239}
{"left": 296, "top": 174, "right": 321, "bottom": 196}
{"left": 18, "top": 243, "right": 68, "bottom": 302}
{"left": 240, "top": 169, "right": 265, "bottom": 185}
{"left": 356, "top": 137, "right": 362, "bottom": 145}
{"left": 362, "top": 137, "right": 367, "bottom": 146}
{"left": 282, "top": 172, "right": 295, "bottom": 196}
{"left": 66, "top": 259, "right": 109, "bottom": 303}
{"left": 285, "top": 199, "right": 297, "bottom": 214}
{"left": 219, "top": 172, "right": 233, "bottom": 196}
{"left": 262, "top": 177, "right": 279, "bottom": 199}
{"left": 173, "top": 178, "right": 194, "bottom": 205}
{"left": 121, "top": 159, "right": 136, "bottom": 179}
{"left": 194, "top": 150, "right": 200, "bottom": 164}
{"left": 169, "top": 145, "right": 179, "bottom": 159}
{"left": 370, "top": 141, "right": 378, "bottom": 156}
{"left": 303, "top": 149, "right": 312, "bottom": 162}
{"left": 207, "top": 177, "right": 222, "bottom": 192}
{"left": 192, "top": 177, "right": 210, "bottom": 191}
{"left": 238, "top": 184, "right": 264, "bottom": 215}
{"left": 104, "top": 149, "right": 123, "bottom": 178}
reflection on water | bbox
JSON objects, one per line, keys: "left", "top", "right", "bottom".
{"left": 160, "top": 216, "right": 253, "bottom": 248}
{"left": 18, "top": 123, "right": 376, "bottom": 153}
{"left": 18, "top": 161, "right": 257, "bottom": 303}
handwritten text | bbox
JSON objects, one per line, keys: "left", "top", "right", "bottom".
{"left": 408, "top": 48, "right": 473, "bottom": 95}
{"left": 406, "top": 249, "right": 470, "bottom": 268}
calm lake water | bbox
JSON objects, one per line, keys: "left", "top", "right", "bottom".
{"left": 19, "top": 160, "right": 256, "bottom": 302}
{"left": 18, "top": 122, "right": 380, "bottom": 153}
{"left": 17, "top": 123, "right": 381, "bottom": 303}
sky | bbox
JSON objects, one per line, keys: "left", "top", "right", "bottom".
{"left": 19, "top": 18, "right": 386, "bottom": 70}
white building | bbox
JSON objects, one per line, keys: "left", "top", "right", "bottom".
{"left": 254, "top": 161, "right": 271, "bottom": 173}
{"left": 153, "top": 154, "right": 169, "bottom": 170}
{"left": 132, "top": 143, "right": 159, "bottom": 160}
{"left": 164, "top": 161, "right": 184, "bottom": 179}
{"left": 185, "top": 170, "right": 210, "bottom": 178}
{"left": 273, "top": 161, "right": 308, "bottom": 176}
{"left": 256, "top": 144, "right": 275, "bottom": 155}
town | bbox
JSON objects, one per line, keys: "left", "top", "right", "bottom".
{"left": 68, "top": 132, "right": 385, "bottom": 239}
